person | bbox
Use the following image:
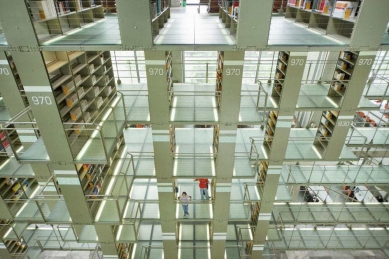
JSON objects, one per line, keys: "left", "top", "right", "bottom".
{"left": 178, "top": 192, "right": 191, "bottom": 217}
{"left": 195, "top": 178, "right": 210, "bottom": 201}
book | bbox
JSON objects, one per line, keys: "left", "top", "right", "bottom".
{"left": 332, "top": 1, "right": 358, "bottom": 19}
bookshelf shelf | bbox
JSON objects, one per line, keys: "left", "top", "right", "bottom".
{"left": 28, "top": 0, "right": 105, "bottom": 43}
{"left": 285, "top": 0, "right": 361, "bottom": 40}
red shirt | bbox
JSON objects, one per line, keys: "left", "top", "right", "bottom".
{"left": 195, "top": 178, "right": 209, "bottom": 188}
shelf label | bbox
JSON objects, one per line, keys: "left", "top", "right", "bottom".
{"left": 225, "top": 68, "right": 241, "bottom": 76}
{"left": 290, "top": 59, "right": 305, "bottom": 66}
{"left": 31, "top": 96, "right": 53, "bottom": 106}
{"left": 337, "top": 120, "right": 351, "bottom": 127}
{"left": 148, "top": 67, "right": 164, "bottom": 76}
{"left": 358, "top": 59, "right": 373, "bottom": 66}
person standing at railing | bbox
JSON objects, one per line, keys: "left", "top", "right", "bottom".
{"left": 178, "top": 192, "right": 192, "bottom": 217}
{"left": 195, "top": 178, "right": 210, "bottom": 201}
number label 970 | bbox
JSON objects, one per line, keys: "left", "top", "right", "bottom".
{"left": 148, "top": 68, "right": 164, "bottom": 76}
{"left": 31, "top": 96, "right": 52, "bottom": 105}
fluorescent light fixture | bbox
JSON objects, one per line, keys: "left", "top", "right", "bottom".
{"left": 4, "top": 228, "right": 12, "bottom": 238}
{"left": 261, "top": 146, "right": 268, "bottom": 159}
{"left": 312, "top": 146, "right": 323, "bottom": 159}
{"left": 209, "top": 203, "right": 213, "bottom": 219}
{"left": 255, "top": 185, "right": 260, "bottom": 200}
{"left": 248, "top": 224, "right": 253, "bottom": 240}
{"left": 0, "top": 159, "right": 10, "bottom": 170}
{"left": 207, "top": 224, "right": 211, "bottom": 258}
{"left": 326, "top": 97, "right": 339, "bottom": 108}
{"left": 270, "top": 98, "right": 278, "bottom": 108}
{"left": 116, "top": 225, "right": 123, "bottom": 241}
{"left": 210, "top": 146, "right": 216, "bottom": 176}
{"left": 176, "top": 203, "right": 179, "bottom": 219}
{"left": 67, "top": 28, "right": 82, "bottom": 35}
{"left": 42, "top": 35, "right": 66, "bottom": 45}
{"left": 15, "top": 203, "right": 28, "bottom": 217}
{"left": 173, "top": 146, "right": 179, "bottom": 176}
{"left": 212, "top": 98, "right": 218, "bottom": 121}
{"left": 239, "top": 114, "right": 242, "bottom": 122}
{"left": 95, "top": 200, "right": 106, "bottom": 222}
{"left": 131, "top": 244, "right": 137, "bottom": 259}
{"left": 178, "top": 224, "right": 182, "bottom": 259}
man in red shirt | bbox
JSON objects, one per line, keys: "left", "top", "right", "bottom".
{"left": 194, "top": 178, "right": 210, "bottom": 201}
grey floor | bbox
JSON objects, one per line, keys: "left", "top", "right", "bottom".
{"left": 154, "top": 6, "right": 235, "bottom": 45}
{"left": 1, "top": 7, "right": 389, "bottom": 46}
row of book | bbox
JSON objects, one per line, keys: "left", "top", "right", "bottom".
{"left": 288, "top": 0, "right": 358, "bottom": 19}
{"left": 29, "top": 0, "right": 97, "bottom": 20}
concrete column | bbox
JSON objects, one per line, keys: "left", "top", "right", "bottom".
{"left": 172, "top": 51, "right": 183, "bottom": 83}
{"left": 116, "top": 0, "right": 153, "bottom": 48}
{"left": 350, "top": 0, "right": 389, "bottom": 48}
{"left": 236, "top": 0, "right": 273, "bottom": 48}
{"left": 211, "top": 51, "right": 244, "bottom": 259}
{"left": 324, "top": 51, "right": 377, "bottom": 160}
{"left": 145, "top": 50, "right": 177, "bottom": 259}
{"left": 252, "top": 52, "right": 307, "bottom": 258}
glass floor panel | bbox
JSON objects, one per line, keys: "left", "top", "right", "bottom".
{"left": 0, "top": 100, "right": 10, "bottom": 122}
{"left": 75, "top": 138, "right": 116, "bottom": 164}
{"left": 41, "top": 14, "right": 121, "bottom": 45}
{"left": 0, "top": 158, "right": 35, "bottom": 177}
{"left": 348, "top": 128, "right": 389, "bottom": 145}
{"left": 118, "top": 83, "right": 150, "bottom": 123}
{"left": 154, "top": 7, "right": 235, "bottom": 45}
{"left": 280, "top": 165, "right": 389, "bottom": 185}
{"left": 0, "top": 34, "right": 7, "bottom": 46}
{"left": 18, "top": 137, "right": 49, "bottom": 163}
{"left": 268, "top": 17, "right": 348, "bottom": 46}
{"left": 273, "top": 203, "right": 389, "bottom": 224}
{"left": 269, "top": 228, "right": 389, "bottom": 250}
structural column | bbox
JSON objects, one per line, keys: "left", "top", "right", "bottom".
{"left": 145, "top": 50, "right": 178, "bottom": 259}
{"left": 252, "top": 52, "right": 307, "bottom": 258}
{"left": 324, "top": 51, "right": 377, "bottom": 160}
{"left": 211, "top": 51, "right": 244, "bottom": 258}
{"left": 236, "top": 0, "right": 273, "bottom": 48}
{"left": 116, "top": 0, "right": 153, "bottom": 48}
{"left": 350, "top": 0, "right": 389, "bottom": 48}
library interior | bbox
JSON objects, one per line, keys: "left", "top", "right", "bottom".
{"left": 0, "top": 0, "right": 389, "bottom": 258}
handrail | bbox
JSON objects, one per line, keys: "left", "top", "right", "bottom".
{"left": 256, "top": 80, "right": 268, "bottom": 128}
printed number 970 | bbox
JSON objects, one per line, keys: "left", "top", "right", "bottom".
{"left": 358, "top": 59, "right": 373, "bottom": 66}
{"left": 290, "top": 59, "right": 304, "bottom": 66}
{"left": 31, "top": 96, "right": 52, "bottom": 105}
{"left": 225, "top": 68, "right": 241, "bottom": 76}
{"left": 148, "top": 68, "right": 164, "bottom": 76}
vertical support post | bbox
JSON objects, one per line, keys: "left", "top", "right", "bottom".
{"left": 11, "top": 51, "right": 92, "bottom": 224}
{"left": 172, "top": 51, "right": 183, "bottom": 83}
{"left": 145, "top": 50, "right": 177, "bottom": 259}
{"left": 211, "top": 51, "right": 244, "bottom": 259}
{"left": 116, "top": 0, "right": 154, "bottom": 48}
{"left": 236, "top": 0, "right": 273, "bottom": 48}
{"left": 324, "top": 51, "right": 377, "bottom": 160}
{"left": 350, "top": 0, "right": 389, "bottom": 48}
{"left": 95, "top": 225, "right": 118, "bottom": 257}
{"left": 252, "top": 52, "right": 307, "bottom": 258}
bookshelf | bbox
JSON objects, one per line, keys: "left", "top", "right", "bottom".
{"left": 285, "top": 0, "right": 361, "bottom": 41}
{"left": 27, "top": 0, "right": 105, "bottom": 42}
{"left": 219, "top": 0, "right": 239, "bottom": 35}
{"left": 43, "top": 50, "right": 116, "bottom": 156}
{"left": 314, "top": 110, "right": 339, "bottom": 154}
{"left": 4, "top": 239, "right": 27, "bottom": 256}
{"left": 272, "top": 51, "right": 289, "bottom": 105}
{"left": 166, "top": 51, "right": 173, "bottom": 105}
{"left": 216, "top": 51, "right": 223, "bottom": 107}
{"left": 329, "top": 51, "right": 358, "bottom": 98}
{"left": 5, "top": 53, "right": 29, "bottom": 107}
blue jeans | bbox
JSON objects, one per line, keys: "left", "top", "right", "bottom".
{"left": 200, "top": 188, "right": 209, "bottom": 200}
{"left": 182, "top": 204, "right": 189, "bottom": 215}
